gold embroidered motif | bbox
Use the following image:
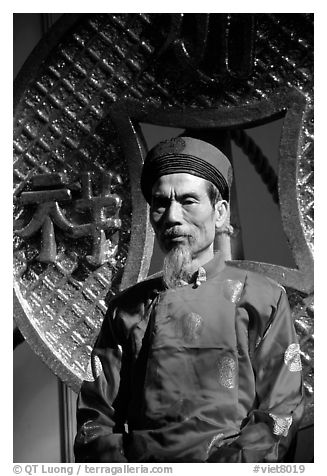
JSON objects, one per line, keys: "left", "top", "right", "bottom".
{"left": 207, "top": 433, "right": 225, "bottom": 454}
{"left": 179, "top": 312, "right": 204, "bottom": 344}
{"left": 195, "top": 266, "right": 207, "bottom": 287}
{"left": 269, "top": 413, "right": 293, "bottom": 437}
{"left": 284, "top": 343, "right": 302, "bottom": 372}
{"left": 217, "top": 356, "right": 237, "bottom": 388}
{"left": 223, "top": 279, "right": 244, "bottom": 303}
{"left": 85, "top": 354, "right": 103, "bottom": 380}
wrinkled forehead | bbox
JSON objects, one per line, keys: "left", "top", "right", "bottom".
{"left": 151, "top": 173, "right": 209, "bottom": 196}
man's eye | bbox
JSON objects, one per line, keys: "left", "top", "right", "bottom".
{"left": 154, "top": 206, "right": 165, "bottom": 213}
{"left": 152, "top": 198, "right": 167, "bottom": 210}
{"left": 183, "top": 199, "right": 196, "bottom": 206}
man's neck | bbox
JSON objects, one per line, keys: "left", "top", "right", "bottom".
{"left": 193, "top": 247, "right": 214, "bottom": 268}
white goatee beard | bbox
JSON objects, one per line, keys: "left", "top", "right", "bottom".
{"left": 162, "top": 245, "right": 199, "bottom": 289}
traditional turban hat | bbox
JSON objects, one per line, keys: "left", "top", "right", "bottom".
{"left": 141, "top": 136, "right": 233, "bottom": 203}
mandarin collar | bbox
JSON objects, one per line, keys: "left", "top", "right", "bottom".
{"left": 191, "top": 252, "right": 226, "bottom": 287}
{"left": 159, "top": 251, "right": 226, "bottom": 290}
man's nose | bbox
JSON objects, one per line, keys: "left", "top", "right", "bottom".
{"left": 165, "top": 200, "right": 183, "bottom": 225}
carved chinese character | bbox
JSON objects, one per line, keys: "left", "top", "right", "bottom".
{"left": 72, "top": 171, "right": 122, "bottom": 267}
{"left": 14, "top": 171, "right": 122, "bottom": 267}
{"left": 160, "top": 14, "right": 256, "bottom": 84}
{"left": 14, "top": 173, "right": 72, "bottom": 263}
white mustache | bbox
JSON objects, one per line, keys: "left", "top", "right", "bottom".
{"left": 163, "top": 227, "right": 193, "bottom": 238}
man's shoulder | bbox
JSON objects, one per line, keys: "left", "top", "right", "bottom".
{"left": 106, "top": 272, "right": 163, "bottom": 309}
{"left": 224, "top": 262, "right": 286, "bottom": 300}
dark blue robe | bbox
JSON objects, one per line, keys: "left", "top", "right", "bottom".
{"left": 74, "top": 253, "right": 304, "bottom": 462}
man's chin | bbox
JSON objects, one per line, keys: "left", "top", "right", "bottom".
{"left": 162, "top": 243, "right": 197, "bottom": 289}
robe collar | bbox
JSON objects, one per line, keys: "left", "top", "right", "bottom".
{"left": 192, "top": 251, "right": 226, "bottom": 286}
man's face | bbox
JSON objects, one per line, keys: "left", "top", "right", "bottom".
{"left": 150, "top": 173, "right": 224, "bottom": 265}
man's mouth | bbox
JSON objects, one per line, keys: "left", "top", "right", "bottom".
{"left": 161, "top": 231, "right": 193, "bottom": 249}
{"left": 159, "top": 228, "right": 197, "bottom": 251}
{"left": 163, "top": 229, "right": 189, "bottom": 240}
{"left": 169, "top": 235, "right": 187, "bottom": 241}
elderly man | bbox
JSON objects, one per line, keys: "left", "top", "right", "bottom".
{"left": 74, "top": 137, "right": 304, "bottom": 463}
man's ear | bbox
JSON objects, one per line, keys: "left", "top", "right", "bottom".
{"left": 214, "top": 200, "right": 229, "bottom": 228}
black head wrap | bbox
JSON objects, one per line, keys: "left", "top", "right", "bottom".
{"left": 141, "top": 136, "right": 233, "bottom": 203}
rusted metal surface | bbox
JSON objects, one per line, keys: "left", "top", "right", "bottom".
{"left": 13, "top": 14, "right": 313, "bottom": 426}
